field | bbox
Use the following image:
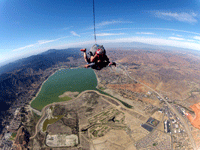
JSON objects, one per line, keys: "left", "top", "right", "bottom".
{"left": 106, "top": 49, "right": 200, "bottom": 108}
{"left": 29, "top": 90, "right": 155, "bottom": 149}
{"left": 186, "top": 103, "right": 200, "bottom": 130}
{"left": 18, "top": 49, "right": 200, "bottom": 149}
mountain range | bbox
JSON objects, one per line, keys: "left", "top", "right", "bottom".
{"left": 0, "top": 48, "right": 82, "bottom": 133}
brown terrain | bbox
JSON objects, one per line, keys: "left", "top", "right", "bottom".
{"left": 59, "top": 91, "right": 79, "bottom": 99}
{"left": 107, "top": 49, "right": 200, "bottom": 108}
{"left": 186, "top": 102, "right": 200, "bottom": 149}
{"left": 26, "top": 90, "right": 171, "bottom": 150}
{"left": 98, "top": 49, "right": 200, "bottom": 149}
{"left": 27, "top": 91, "right": 141, "bottom": 149}
{"left": 12, "top": 126, "right": 30, "bottom": 150}
{"left": 6, "top": 48, "right": 200, "bottom": 150}
{"left": 186, "top": 103, "right": 200, "bottom": 130}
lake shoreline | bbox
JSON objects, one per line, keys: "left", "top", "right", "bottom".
{"left": 30, "top": 68, "right": 97, "bottom": 111}
{"left": 29, "top": 68, "right": 73, "bottom": 106}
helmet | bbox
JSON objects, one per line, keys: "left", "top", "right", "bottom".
{"left": 89, "top": 44, "right": 106, "bottom": 56}
{"left": 96, "top": 48, "right": 104, "bottom": 55}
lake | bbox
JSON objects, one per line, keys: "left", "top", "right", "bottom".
{"left": 31, "top": 68, "right": 97, "bottom": 111}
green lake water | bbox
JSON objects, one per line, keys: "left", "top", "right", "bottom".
{"left": 31, "top": 68, "right": 97, "bottom": 111}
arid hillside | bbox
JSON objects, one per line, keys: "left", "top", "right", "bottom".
{"left": 106, "top": 49, "right": 200, "bottom": 108}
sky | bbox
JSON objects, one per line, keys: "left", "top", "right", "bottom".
{"left": 0, "top": 0, "right": 200, "bottom": 65}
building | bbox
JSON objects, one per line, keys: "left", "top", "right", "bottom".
{"left": 164, "top": 120, "right": 171, "bottom": 133}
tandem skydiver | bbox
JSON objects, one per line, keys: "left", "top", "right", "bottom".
{"left": 80, "top": 44, "right": 116, "bottom": 70}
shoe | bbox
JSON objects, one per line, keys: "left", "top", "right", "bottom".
{"left": 109, "top": 62, "right": 116, "bottom": 67}
{"left": 80, "top": 48, "right": 86, "bottom": 52}
{"left": 112, "top": 62, "right": 116, "bottom": 67}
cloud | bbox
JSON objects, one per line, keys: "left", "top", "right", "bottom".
{"left": 193, "top": 36, "right": 200, "bottom": 40}
{"left": 71, "top": 31, "right": 80, "bottom": 37}
{"left": 98, "top": 37, "right": 200, "bottom": 51}
{"left": 97, "top": 20, "right": 132, "bottom": 26}
{"left": 37, "top": 37, "right": 68, "bottom": 45}
{"left": 101, "top": 28, "right": 200, "bottom": 36}
{"left": 136, "top": 32, "right": 154, "bottom": 35}
{"left": 154, "top": 11, "right": 198, "bottom": 23}
{"left": 9, "top": 35, "right": 200, "bottom": 64}
{"left": 169, "top": 37, "right": 185, "bottom": 41}
{"left": 150, "top": 28, "right": 200, "bottom": 35}
{"left": 12, "top": 44, "right": 35, "bottom": 52}
{"left": 93, "top": 20, "right": 133, "bottom": 29}
{"left": 187, "top": 39, "right": 195, "bottom": 42}
{"left": 96, "top": 33, "right": 125, "bottom": 36}
{"left": 172, "top": 33, "right": 182, "bottom": 37}
{"left": 63, "top": 26, "right": 73, "bottom": 30}
{"left": 53, "top": 40, "right": 94, "bottom": 49}
{"left": 38, "top": 39, "right": 57, "bottom": 45}
{"left": 55, "top": 36, "right": 200, "bottom": 51}
{"left": 12, "top": 37, "right": 69, "bottom": 52}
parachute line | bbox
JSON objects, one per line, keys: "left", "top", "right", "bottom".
{"left": 93, "top": 0, "right": 97, "bottom": 43}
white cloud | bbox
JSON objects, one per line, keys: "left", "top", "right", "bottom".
{"left": 193, "top": 36, "right": 200, "bottom": 40}
{"left": 96, "top": 33, "right": 125, "bottom": 36}
{"left": 12, "top": 44, "right": 35, "bottom": 52}
{"left": 53, "top": 40, "right": 94, "bottom": 49}
{"left": 94, "top": 20, "right": 133, "bottom": 29}
{"left": 100, "top": 28, "right": 131, "bottom": 32}
{"left": 63, "top": 26, "right": 73, "bottom": 30}
{"left": 71, "top": 31, "right": 80, "bottom": 37}
{"left": 0, "top": 54, "right": 4, "bottom": 61}
{"left": 97, "top": 20, "right": 120, "bottom": 26}
{"left": 12, "top": 37, "right": 69, "bottom": 52}
{"left": 101, "top": 28, "right": 200, "bottom": 36}
{"left": 154, "top": 11, "right": 198, "bottom": 23}
{"left": 37, "top": 37, "right": 68, "bottom": 45}
{"left": 38, "top": 39, "right": 57, "bottom": 45}
{"left": 7, "top": 35, "right": 200, "bottom": 64}
{"left": 151, "top": 28, "right": 200, "bottom": 35}
{"left": 169, "top": 37, "right": 185, "bottom": 41}
{"left": 187, "top": 39, "right": 195, "bottom": 42}
{"left": 136, "top": 32, "right": 154, "bottom": 35}
{"left": 172, "top": 33, "right": 182, "bottom": 37}
{"left": 56, "top": 36, "right": 200, "bottom": 51}
{"left": 98, "top": 37, "right": 200, "bottom": 51}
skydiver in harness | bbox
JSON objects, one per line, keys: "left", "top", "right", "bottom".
{"left": 80, "top": 44, "right": 116, "bottom": 70}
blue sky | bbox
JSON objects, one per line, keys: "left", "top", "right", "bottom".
{"left": 0, "top": 0, "right": 200, "bottom": 65}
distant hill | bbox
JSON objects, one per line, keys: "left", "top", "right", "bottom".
{"left": 0, "top": 48, "right": 82, "bottom": 133}
{"left": 0, "top": 48, "right": 82, "bottom": 101}
{"left": 0, "top": 48, "right": 81, "bottom": 75}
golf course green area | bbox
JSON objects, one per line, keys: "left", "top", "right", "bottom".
{"left": 43, "top": 115, "right": 65, "bottom": 132}
{"left": 31, "top": 68, "right": 97, "bottom": 111}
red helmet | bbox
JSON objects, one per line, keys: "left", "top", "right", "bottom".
{"left": 96, "top": 48, "right": 104, "bottom": 55}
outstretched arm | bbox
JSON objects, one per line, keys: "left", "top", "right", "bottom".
{"left": 90, "top": 53, "right": 98, "bottom": 62}
{"left": 84, "top": 63, "right": 96, "bottom": 68}
{"left": 104, "top": 55, "right": 116, "bottom": 67}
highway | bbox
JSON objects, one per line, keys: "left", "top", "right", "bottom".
{"left": 120, "top": 64, "right": 197, "bottom": 150}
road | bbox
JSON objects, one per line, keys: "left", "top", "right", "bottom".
{"left": 29, "top": 89, "right": 135, "bottom": 140}
{"left": 120, "top": 65, "right": 197, "bottom": 150}
{"left": 30, "top": 65, "right": 196, "bottom": 149}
